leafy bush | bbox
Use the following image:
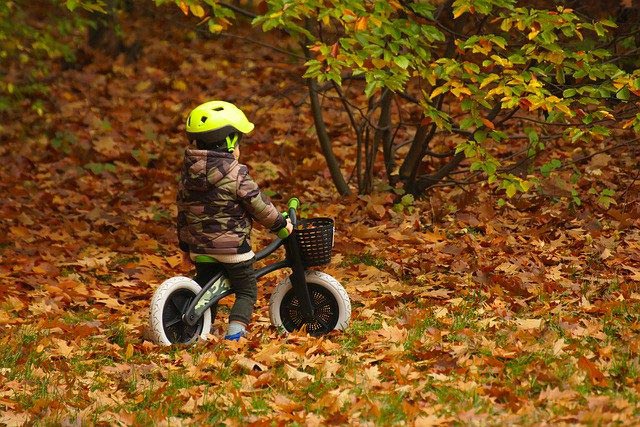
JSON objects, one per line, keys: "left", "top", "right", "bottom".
{"left": 73, "top": 1, "right": 640, "bottom": 206}
{"left": 253, "top": 0, "right": 640, "bottom": 203}
{"left": 0, "top": 1, "right": 94, "bottom": 116}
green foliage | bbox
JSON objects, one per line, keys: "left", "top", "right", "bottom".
{"left": 53, "top": 0, "right": 640, "bottom": 206}
{"left": 84, "top": 162, "right": 117, "bottom": 174}
{"left": 393, "top": 193, "right": 415, "bottom": 214}
{"left": 591, "top": 187, "right": 617, "bottom": 209}
{"left": 248, "top": 0, "right": 640, "bottom": 203}
{"left": 154, "top": 0, "right": 235, "bottom": 32}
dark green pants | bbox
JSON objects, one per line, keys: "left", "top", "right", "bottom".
{"left": 194, "top": 257, "right": 257, "bottom": 325}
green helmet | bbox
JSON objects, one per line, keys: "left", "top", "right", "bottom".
{"left": 185, "top": 101, "right": 255, "bottom": 151}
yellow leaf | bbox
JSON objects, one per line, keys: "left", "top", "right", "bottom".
{"left": 369, "top": 16, "right": 382, "bottom": 27}
{"left": 135, "top": 80, "right": 152, "bottom": 92}
{"left": 516, "top": 318, "right": 543, "bottom": 330}
{"left": 355, "top": 16, "right": 368, "bottom": 31}
{"left": 451, "top": 85, "right": 471, "bottom": 98}
{"left": 141, "top": 255, "right": 166, "bottom": 268}
{"left": 555, "top": 103, "right": 573, "bottom": 116}
{"left": 430, "top": 85, "right": 447, "bottom": 99}
{"left": 53, "top": 338, "right": 74, "bottom": 358}
{"left": 179, "top": 1, "right": 189, "bottom": 15}
{"left": 425, "top": 71, "right": 437, "bottom": 86}
{"left": 434, "top": 307, "right": 449, "bottom": 319}
{"left": 236, "top": 356, "right": 267, "bottom": 372}
{"left": 553, "top": 338, "right": 567, "bottom": 356}
{"left": 172, "top": 80, "right": 188, "bottom": 91}
{"left": 32, "top": 265, "right": 48, "bottom": 275}
{"left": 190, "top": 4, "right": 205, "bottom": 18}
{"left": 165, "top": 255, "right": 182, "bottom": 268}
{"left": 284, "top": 364, "right": 314, "bottom": 381}
{"left": 371, "top": 58, "right": 387, "bottom": 68}
{"left": 453, "top": 5, "right": 468, "bottom": 19}
{"left": 10, "top": 226, "right": 30, "bottom": 238}
{"left": 125, "top": 343, "right": 134, "bottom": 360}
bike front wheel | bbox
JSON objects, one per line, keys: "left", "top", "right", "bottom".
{"left": 149, "top": 276, "right": 212, "bottom": 346}
{"left": 269, "top": 271, "right": 351, "bottom": 335}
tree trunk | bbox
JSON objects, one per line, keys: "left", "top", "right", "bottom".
{"left": 399, "top": 124, "right": 430, "bottom": 180}
{"left": 378, "top": 89, "right": 394, "bottom": 184}
{"left": 307, "top": 79, "right": 351, "bottom": 196}
{"left": 88, "top": 0, "right": 123, "bottom": 57}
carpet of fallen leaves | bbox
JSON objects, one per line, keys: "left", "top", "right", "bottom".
{"left": 1, "top": 7, "right": 640, "bottom": 427}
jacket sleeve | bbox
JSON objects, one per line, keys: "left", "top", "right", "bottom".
{"left": 236, "top": 167, "right": 286, "bottom": 232}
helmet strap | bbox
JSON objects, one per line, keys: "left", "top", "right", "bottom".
{"left": 226, "top": 134, "right": 239, "bottom": 152}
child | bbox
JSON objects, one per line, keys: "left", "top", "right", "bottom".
{"left": 176, "top": 100, "right": 293, "bottom": 340}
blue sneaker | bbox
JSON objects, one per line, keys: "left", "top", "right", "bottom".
{"left": 224, "top": 331, "right": 244, "bottom": 341}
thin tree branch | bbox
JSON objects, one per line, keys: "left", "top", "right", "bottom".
{"left": 217, "top": 32, "right": 305, "bottom": 60}
{"left": 219, "top": 2, "right": 257, "bottom": 19}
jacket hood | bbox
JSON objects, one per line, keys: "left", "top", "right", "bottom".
{"left": 181, "top": 149, "right": 238, "bottom": 191}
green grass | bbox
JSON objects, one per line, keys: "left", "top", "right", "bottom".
{"left": 107, "top": 323, "right": 128, "bottom": 347}
{"left": 341, "top": 252, "right": 387, "bottom": 270}
{"left": 376, "top": 391, "right": 408, "bottom": 424}
{"left": 338, "top": 318, "right": 383, "bottom": 351}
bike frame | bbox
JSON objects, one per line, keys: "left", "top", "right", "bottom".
{"left": 182, "top": 203, "right": 315, "bottom": 327}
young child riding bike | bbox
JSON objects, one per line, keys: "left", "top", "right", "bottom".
{"left": 176, "top": 100, "right": 293, "bottom": 341}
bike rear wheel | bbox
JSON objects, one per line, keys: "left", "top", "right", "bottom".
{"left": 149, "top": 276, "right": 212, "bottom": 345}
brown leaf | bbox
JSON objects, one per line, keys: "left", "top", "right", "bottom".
{"left": 578, "top": 356, "right": 606, "bottom": 386}
{"left": 235, "top": 356, "right": 267, "bottom": 372}
{"left": 330, "top": 43, "right": 339, "bottom": 58}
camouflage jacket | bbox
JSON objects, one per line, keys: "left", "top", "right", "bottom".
{"left": 176, "top": 149, "right": 286, "bottom": 255}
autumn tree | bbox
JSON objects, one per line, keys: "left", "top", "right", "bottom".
{"left": 158, "top": 0, "right": 640, "bottom": 206}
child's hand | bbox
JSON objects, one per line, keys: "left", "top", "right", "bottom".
{"left": 285, "top": 218, "right": 293, "bottom": 235}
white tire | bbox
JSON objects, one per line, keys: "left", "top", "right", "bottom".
{"left": 269, "top": 271, "right": 350, "bottom": 335}
{"left": 149, "top": 276, "right": 212, "bottom": 346}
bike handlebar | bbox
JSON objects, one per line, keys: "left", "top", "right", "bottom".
{"left": 288, "top": 197, "right": 299, "bottom": 227}
{"left": 255, "top": 197, "right": 300, "bottom": 262}
{"left": 288, "top": 197, "right": 300, "bottom": 210}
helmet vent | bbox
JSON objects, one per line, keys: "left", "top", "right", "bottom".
{"left": 187, "top": 116, "right": 191, "bottom": 125}
{"left": 201, "top": 116, "right": 208, "bottom": 123}
{"left": 213, "top": 107, "right": 224, "bottom": 111}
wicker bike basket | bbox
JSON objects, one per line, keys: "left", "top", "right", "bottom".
{"left": 294, "top": 217, "right": 335, "bottom": 267}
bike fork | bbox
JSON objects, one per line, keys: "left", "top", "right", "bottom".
{"left": 285, "top": 236, "right": 315, "bottom": 318}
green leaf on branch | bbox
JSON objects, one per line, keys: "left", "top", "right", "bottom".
{"left": 616, "top": 87, "right": 630, "bottom": 101}
{"left": 597, "top": 188, "right": 617, "bottom": 209}
{"left": 540, "top": 159, "right": 562, "bottom": 177}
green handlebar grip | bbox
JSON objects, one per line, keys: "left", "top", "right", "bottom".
{"left": 288, "top": 197, "right": 300, "bottom": 210}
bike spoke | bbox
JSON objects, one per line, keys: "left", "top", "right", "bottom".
{"left": 170, "top": 297, "right": 183, "bottom": 312}
{"left": 165, "top": 316, "right": 183, "bottom": 328}
{"left": 280, "top": 283, "right": 340, "bottom": 335}
{"left": 162, "top": 288, "right": 205, "bottom": 344}
{"left": 314, "top": 316, "right": 331, "bottom": 331}
{"left": 181, "top": 296, "right": 192, "bottom": 313}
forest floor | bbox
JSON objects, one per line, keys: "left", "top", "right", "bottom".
{"left": 1, "top": 6, "right": 640, "bottom": 426}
